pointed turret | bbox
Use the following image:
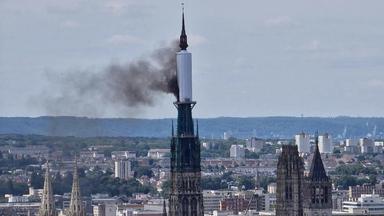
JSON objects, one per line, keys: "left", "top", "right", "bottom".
{"left": 309, "top": 132, "right": 328, "bottom": 181}
{"left": 171, "top": 120, "right": 174, "bottom": 137}
{"left": 162, "top": 200, "right": 167, "bottom": 216}
{"left": 196, "top": 119, "right": 199, "bottom": 137}
{"left": 303, "top": 132, "right": 332, "bottom": 215}
{"left": 179, "top": 5, "right": 188, "bottom": 50}
{"left": 38, "top": 163, "right": 56, "bottom": 216}
{"left": 68, "top": 159, "right": 85, "bottom": 216}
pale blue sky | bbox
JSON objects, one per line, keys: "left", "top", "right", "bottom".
{"left": 1, "top": 0, "right": 384, "bottom": 118}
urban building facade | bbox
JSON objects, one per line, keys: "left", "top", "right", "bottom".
{"left": 295, "top": 132, "right": 310, "bottom": 153}
{"left": 114, "top": 160, "right": 133, "bottom": 180}
{"left": 359, "top": 138, "right": 374, "bottom": 154}
{"left": 230, "top": 145, "right": 245, "bottom": 160}
{"left": 318, "top": 133, "right": 332, "bottom": 153}
{"left": 342, "top": 194, "right": 384, "bottom": 214}
{"left": 246, "top": 137, "right": 265, "bottom": 153}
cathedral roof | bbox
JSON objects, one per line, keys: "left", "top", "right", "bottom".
{"left": 309, "top": 134, "right": 329, "bottom": 181}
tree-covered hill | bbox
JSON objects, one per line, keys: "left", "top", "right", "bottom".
{"left": 1, "top": 116, "right": 384, "bottom": 139}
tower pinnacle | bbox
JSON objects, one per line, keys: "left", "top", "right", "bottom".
{"left": 309, "top": 131, "right": 328, "bottom": 182}
{"left": 304, "top": 131, "right": 332, "bottom": 215}
{"left": 162, "top": 200, "right": 167, "bottom": 216}
{"left": 38, "top": 162, "right": 56, "bottom": 216}
{"left": 67, "top": 158, "right": 85, "bottom": 216}
{"left": 179, "top": 4, "right": 188, "bottom": 50}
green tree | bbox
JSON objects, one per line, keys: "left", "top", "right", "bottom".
{"left": 30, "top": 171, "right": 44, "bottom": 189}
{"left": 245, "top": 150, "right": 259, "bottom": 159}
{"left": 161, "top": 180, "right": 171, "bottom": 198}
{"left": 133, "top": 167, "right": 154, "bottom": 178}
{"left": 237, "top": 176, "right": 255, "bottom": 190}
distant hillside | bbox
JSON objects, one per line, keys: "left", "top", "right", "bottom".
{"left": 0, "top": 116, "right": 383, "bottom": 139}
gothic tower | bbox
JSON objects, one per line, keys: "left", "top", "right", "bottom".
{"left": 162, "top": 199, "right": 167, "bottom": 216}
{"left": 67, "top": 160, "right": 85, "bottom": 216}
{"left": 38, "top": 163, "right": 56, "bottom": 216}
{"left": 168, "top": 8, "right": 204, "bottom": 216}
{"left": 276, "top": 145, "right": 305, "bottom": 216}
{"left": 303, "top": 134, "right": 332, "bottom": 216}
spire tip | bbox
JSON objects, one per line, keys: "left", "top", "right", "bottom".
{"left": 179, "top": 3, "right": 188, "bottom": 50}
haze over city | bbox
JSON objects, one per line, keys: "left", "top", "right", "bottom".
{"left": 1, "top": 0, "right": 384, "bottom": 118}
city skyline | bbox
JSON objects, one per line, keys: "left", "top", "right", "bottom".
{"left": 1, "top": 0, "right": 384, "bottom": 118}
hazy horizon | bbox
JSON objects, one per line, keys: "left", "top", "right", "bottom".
{"left": 3, "top": 115, "right": 384, "bottom": 119}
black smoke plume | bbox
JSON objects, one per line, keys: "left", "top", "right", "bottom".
{"left": 41, "top": 41, "right": 180, "bottom": 116}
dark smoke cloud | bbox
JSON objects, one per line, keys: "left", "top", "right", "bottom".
{"left": 40, "top": 41, "right": 180, "bottom": 116}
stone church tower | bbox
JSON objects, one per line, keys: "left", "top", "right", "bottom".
{"left": 168, "top": 8, "right": 204, "bottom": 216}
{"left": 303, "top": 135, "right": 332, "bottom": 216}
{"left": 276, "top": 145, "right": 305, "bottom": 216}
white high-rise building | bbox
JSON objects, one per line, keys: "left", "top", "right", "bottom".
{"left": 344, "top": 139, "right": 359, "bottom": 153}
{"left": 246, "top": 137, "right": 265, "bottom": 153}
{"left": 319, "top": 133, "right": 332, "bottom": 153}
{"left": 295, "top": 132, "right": 310, "bottom": 153}
{"left": 114, "top": 160, "right": 133, "bottom": 180}
{"left": 374, "top": 141, "right": 384, "bottom": 153}
{"left": 345, "top": 139, "right": 357, "bottom": 147}
{"left": 147, "top": 149, "right": 170, "bottom": 159}
{"left": 230, "top": 145, "right": 245, "bottom": 160}
{"left": 360, "top": 138, "right": 374, "bottom": 154}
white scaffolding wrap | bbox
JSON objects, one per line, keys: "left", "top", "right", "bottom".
{"left": 176, "top": 50, "right": 192, "bottom": 102}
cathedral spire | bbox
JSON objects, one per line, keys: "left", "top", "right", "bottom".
{"left": 38, "top": 162, "right": 56, "bottom": 216}
{"left": 179, "top": 4, "right": 188, "bottom": 50}
{"left": 170, "top": 6, "right": 203, "bottom": 216}
{"left": 68, "top": 158, "right": 85, "bottom": 216}
{"left": 309, "top": 131, "right": 328, "bottom": 181}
